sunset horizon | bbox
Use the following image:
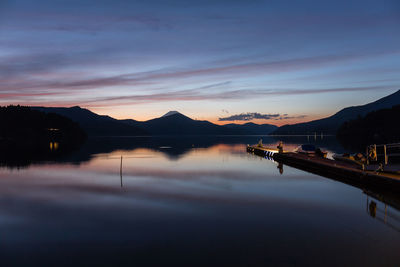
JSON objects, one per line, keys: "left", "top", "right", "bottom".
{"left": 7, "top": 87, "right": 397, "bottom": 127}
{"left": 1, "top": 1, "right": 400, "bottom": 266}
{"left": 2, "top": 0, "right": 399, "bottom": 126}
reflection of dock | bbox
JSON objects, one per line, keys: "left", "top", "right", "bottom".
{"left": 366, "top": 194, "right": 400, "bottom": 232}
{"left": 247, "top": 145, "right": 400, "bottom": 193}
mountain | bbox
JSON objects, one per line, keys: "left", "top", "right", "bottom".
{"left": 272, "top": 89, "right": 400, "bottom": 135}
{"left": 123, "top": 111, "right": 278, "bottom": 135}
{"left": 162, "top": 111, "right": 180, "bottom": 117}
{"left": 32, "top": 108, "right": 278, "bottom": 136}
{"left": 337, "top": 104, "right": 400, "bottom": 148}
{"left": 223, "top": 122, "right": 277, "bottom": 135}
{"left": 32, "top": 106, "right": 148, "bottom": 136}
{"left": 0, "top": 106, "right": 87, "bottom": 167}
{"left": 123, "top": 111, "right": 237, "bottom": 135}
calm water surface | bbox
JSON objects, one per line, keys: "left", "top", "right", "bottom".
{"left": 1, "top": 136, "right": 399, "bottom": 266}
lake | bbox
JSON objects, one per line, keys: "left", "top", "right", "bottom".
{"left": 1, "top": 136, "right": 399, "bottom": 266}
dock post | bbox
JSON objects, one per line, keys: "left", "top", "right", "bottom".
{"left": 120, "top": 156, "right": 123, "bottom": 187}
{"left": 277, "top": 141, "right": 283, "bottom": 153}
{"left": 258, "top": 139, "right": 263, "bottom": 147}
{"left": 384, "top": 145, "right": 388, "bottom": 165}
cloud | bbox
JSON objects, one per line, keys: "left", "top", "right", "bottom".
{"left": 218, "top": 112, "right": 306, "bottom": 121}
{"left": 1, "top": 42, "right": 398, "bottom": 107}
{"left": 2, "top": 49, "right": 397, "bottom": 92}
{"left": 1, "top": 72, "right": 396, "bottom": 108}
{"left": 77, "top": 85, "right": 396, "bottom": 106}
{"left": 276, "top": 115, "right": 307, "bottom": 120}
{"left": 2, "top": 47, "right": 397, "bottom": 106}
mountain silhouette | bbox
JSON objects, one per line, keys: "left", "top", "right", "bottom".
{"left": 223, "top": 122, "right": 277, "bottom": 135}
{"left": 162, "top": 111, "right": 180, "bottom": 117}
{"left": 272, "top": 89, "right": 400, "bottom": 135}
{"left": 0, "top": 106, "right": 87, "bottom": 167}
{"left": 337, "top": 104, "right": 400, "bottom": 148}
{"left": 123, "top": 112, "right": 240, "bottom": 135}
{"left": 32, "top": 108, "right": 277, "bottom": 136}
{"left": 122, "top": 111, "right": 277, "bottom": 135}
{"left": 33, "top": 106, "right": 148, "bottom": 136}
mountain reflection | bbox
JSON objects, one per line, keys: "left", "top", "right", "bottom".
{"left": 2, "top": 135, "right": 400, "bottom": 214}
{"left": 1, "top": 137, "right": 400, "bottom": 266}
{"left": 0, "top": 135, "right": 346, "bottom": 168}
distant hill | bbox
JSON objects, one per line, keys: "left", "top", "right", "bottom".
{"left": 272, "top": 89, "right": 400, "bottom": 135}
{"left": 33, "top": 106, "right": 148, "bottom": 136}
{"left": 137, "top": 112, "right": 227, "bottom": 135}
{"left": 32, "top": 108, "right": 277, "bottom": 136}
{"left": 122, "top": 111, "right": 278, "bottom": 135}
{"left": 337, "top": 104, "right": 400, "bottom": 148}
{"left": 122, "top": 111, "right": 237, "bottom": 135}
{"left": 162, "top": 110, "right": 180, "bottom": 117}
{"left": 0, "top": 105, "right": 86, "bottom": 142}
{"left": 223, "top": 122, "right": 277, "bottom": 135}
{"left": 0, "top": 106, "right": 87, "bottom": 166}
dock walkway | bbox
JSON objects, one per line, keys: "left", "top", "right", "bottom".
{"left": 247, "top": 145, "right": 400, "bottom": 192}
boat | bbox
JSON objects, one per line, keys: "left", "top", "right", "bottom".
{"left": 294, "top": 144, "right": 327, "bottom": 158}
{"left": 333, "top": 153, "right": 366, "bottom": 167}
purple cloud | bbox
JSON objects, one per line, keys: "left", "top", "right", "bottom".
{"left": 218, "top": 113, "right": 307, "bottom": 122}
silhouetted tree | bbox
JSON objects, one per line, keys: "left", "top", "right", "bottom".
{"left": 337, "top": 105, "right": 400, "bottom": 149}
{"left": 0, "top": 105, "right": 87, "bottom": 167}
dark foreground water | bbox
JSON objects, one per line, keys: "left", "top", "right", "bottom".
{"left": 0, "top": 136, "right": 399, "bottom": 266}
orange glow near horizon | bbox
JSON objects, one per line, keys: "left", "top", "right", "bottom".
{"left": 4, "top": 103, "right": 329, "bottom": 127}
{"left": 208, "top": 116, "right": 323, "bottom": 127}
{"left": 89, "top": 106, "right": 325, "bottom": 127}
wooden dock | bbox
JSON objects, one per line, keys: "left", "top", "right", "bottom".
{"left": 247, "top": 145, "right": 400, "bottom": 193}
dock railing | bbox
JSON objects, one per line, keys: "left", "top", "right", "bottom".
{"left": 367, "top": 143, "right": 400, "bottom": 166}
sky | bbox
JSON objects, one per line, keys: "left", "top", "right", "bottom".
{"left": 0, "top": 0, "right": 400, "bottom": 125}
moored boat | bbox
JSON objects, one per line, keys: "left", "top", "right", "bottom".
{"left": 294, "top": 144, "right": 327, "bottom": 158}
{"left": 332, "top": 153, "right": 366, "bottom": 167}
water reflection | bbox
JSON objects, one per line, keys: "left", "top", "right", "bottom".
{"left": 0, "top": 135, "right": 346, "bottom": 168}
{"left": 0, "top": 137, "right": 399, "bottom": 266}
{"left": 366, "top": 195, "right": 400, "bottom": 233}
{"left": 49, "top": 141, "right": 59, "bottom": 151}
{"left": 266, "top": 152, "right": 400, "bottom": 213}
{"left": 277, "top": 162, "right": 284, "bottom": 174}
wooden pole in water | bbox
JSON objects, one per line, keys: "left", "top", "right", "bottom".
{"left": 384, "top": 145, "right": 388, "bottom": 165}
{"left": 385, "top": 204, "right": 387, "bottom": 224}
{"left": 120, "top": 155, "right": 123, "bottom": 187}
